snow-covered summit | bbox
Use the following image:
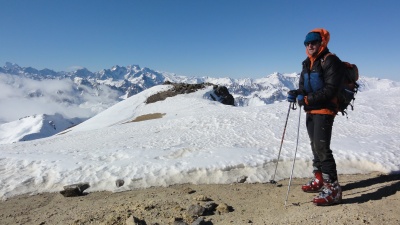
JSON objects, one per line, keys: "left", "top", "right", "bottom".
{"left": 0, "top": 113, "right": 82, "bottom": 144}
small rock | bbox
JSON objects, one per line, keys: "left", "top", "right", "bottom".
{"left": 193, "top": 195, "right": 211, "bottom": 201}
{"left": 191, "top": 217, "right": 206, "bottom": 225}
{"left": 174, "top": 222, "right": 188, "bottom": 225}
{"left": 60, "top": 182, "right": 90, "bottom": 197}
{"left": 126, "top": 215, "right": 146, "bottom": 225}
{"left": 172, "top": 218, "right": 188, "bottom": 225}
{"left": 63, "top": 182, "right": 90, "bottom": 192}
{"left": 60, "top": 188, "right": 82, "bottom": 197}
{"left": 216, "top": 203, "right": 230, "bottom": 214}
{"left": 203, "top": 202, "right": 217, "bottom": 214}
{"left": 183, "top": 187, "right": 196, "bottom": 194}
{"left": 237, "top": 175, "right": 248, "bottom": 183}
{"left": 187, "top": 204, "right": 205, "bottom": 217}
{"left": 115, "top": 179, "right": 124, "bottom": 187}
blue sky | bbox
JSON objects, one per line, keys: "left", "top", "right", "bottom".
{"left": 1, "top": 0, "right": 399, "bottom": 81}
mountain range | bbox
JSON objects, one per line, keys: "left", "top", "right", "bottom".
{"left": 0, "top": 62, "right": 300, "bottom": 102}
{"left": 0, "top": 62, "right": 398, "bottom": 144}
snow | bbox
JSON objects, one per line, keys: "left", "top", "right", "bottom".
{"left": 0, "top": 114, "right": 82, "bottom": 144}
{"left": 0, "top": 84, "right": 399, "bottom": 200}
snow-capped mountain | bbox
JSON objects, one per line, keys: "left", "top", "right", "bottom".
{"left": 0, "top": 114, "right": 82, "bottom": 144}
{"left": 1, "top": 62, "right": 398, "bottom": 144}
{"left": 0, "top": 62, "right": 193, "bottom": 97}
{"left": 0, "top": 62, "right": 300, "bottom": 108}
{"left": 0, "top": 63, "right": 298, "bottom": 103}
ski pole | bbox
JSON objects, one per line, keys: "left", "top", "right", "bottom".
{"left": 270, "top": 102, "right": 294, "bottom": 184}
{"left": 284, "top": 105, "right": 302, "bottom": 207}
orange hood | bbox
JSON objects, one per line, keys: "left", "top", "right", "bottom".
{"left": 306, "top": 28, "right": 330, "bottom": 60}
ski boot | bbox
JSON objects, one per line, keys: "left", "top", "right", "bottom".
{"left": 302, "top": 171, "right": 323, "bottom": 192}
{"left": 313, "top": 180, "right": 342, "bottom": 206}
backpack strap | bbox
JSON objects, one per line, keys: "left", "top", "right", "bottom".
{"left": 321, "top": 52, "right": 335, "bottom": 65}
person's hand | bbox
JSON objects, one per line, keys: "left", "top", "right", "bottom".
{"left": 287, "top": 90, "right": 298, "bottom": 102}
{"left": 297, "top": 95, "right": 305, "bottom": 106}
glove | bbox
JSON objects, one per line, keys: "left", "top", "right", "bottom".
{"left": 297, "top": 95, "right": 305, "bottom": 106}
{"left": 287, "top": 90, "right": 298, "bottom": 102}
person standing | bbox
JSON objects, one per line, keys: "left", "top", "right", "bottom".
{"left": 287, "top": 28, "right": 344, "bottom": 206}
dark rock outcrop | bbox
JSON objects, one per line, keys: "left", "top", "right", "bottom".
{"left": 210, "top": 85, "right": 235, "bottom": 106}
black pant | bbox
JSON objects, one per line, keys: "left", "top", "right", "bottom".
{"left": 306, "top": 114, "right": 337, "bottom": 181}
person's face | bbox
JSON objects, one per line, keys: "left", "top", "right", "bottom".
{"left": 305, "top": 40, "right": 321, "bottom": 56}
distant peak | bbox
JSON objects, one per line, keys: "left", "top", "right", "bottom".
{"left": 75, "top": 67, "right": 90, "bottom": 71}
{"left": 111, "top": 65, "right": 121, "bottom": 71}
{"left": 4, "top": 62, "right": 20, "bottom": 69}
{"left": 127, "top": 65, "right": 142, "bottom": 70}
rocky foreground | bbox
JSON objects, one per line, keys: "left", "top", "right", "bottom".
{"left": 0, "top": 172, "right": 399, "bottom": 225}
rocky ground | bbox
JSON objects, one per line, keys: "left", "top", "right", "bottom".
{"left": 0, "top": 172, "right": 399, "bottom": 225}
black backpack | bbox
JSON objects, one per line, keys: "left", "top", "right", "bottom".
{"left": 322, "top": 53, "right": 359, "bottom": 116}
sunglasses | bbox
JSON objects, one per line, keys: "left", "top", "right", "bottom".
{"left": 304, "top": 40, "right": 320, "bottom": 46}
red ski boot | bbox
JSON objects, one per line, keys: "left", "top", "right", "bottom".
{"left": 313, "top": 180, "right": 342, "bottom": 206}
{"left": 302, "top": 171, "right": 323, "bottom": 192}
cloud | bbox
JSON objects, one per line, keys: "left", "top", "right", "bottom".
{"left": 0, "top": 73, "right": 120, "bottom": 123}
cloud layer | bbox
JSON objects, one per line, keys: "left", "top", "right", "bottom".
{"left": 0, "top": 73, "right": 120, "bottom": 123}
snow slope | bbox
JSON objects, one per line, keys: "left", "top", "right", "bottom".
{"left": 0, "top": 84, "right": 399, "bottom": 200}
